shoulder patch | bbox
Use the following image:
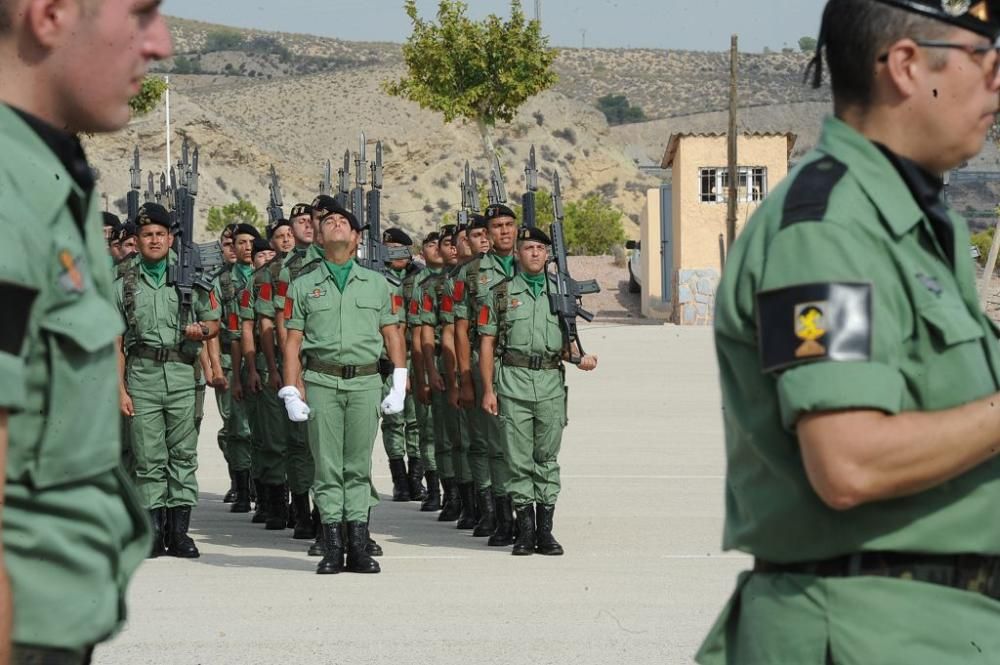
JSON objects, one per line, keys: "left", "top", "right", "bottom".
{"left": 781, "top": 156, "right": 848, "bottom": 229}
{"left": 756, "top": 282, "right": 872, "bottom": 373}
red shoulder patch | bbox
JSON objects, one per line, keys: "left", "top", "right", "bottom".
{"left": 422, "top": 293, "right": 433, "bottom": 312}
{"left": 442, "top": 295, "right": 454, "bottom": 313}
{"left": 283, "top": 297, "right": 294, "bottom": 319}
{"left": 409, "top": 300, "right": 418, "bottom": 316}
{"left": 240, "top": 289, "right": 251, "bottom": 308}
{"left": 277, "top": 281, "right": 289, "bottom": 298}
{"left": 228, "top": 312, "right": 239, "bottom": 332}
{"left": 392, "top": 294, "right": 404, "bottom": 314}
{"left": 453, "top": 280, "right": 466, "bottom": 301}
{"left": 478, "top": 304, "right": 489, "bottom": 326}
{"left": 259, "top": 283, "right": 273, "bottom": 302}
{"left": 208, "top": 289, "right": 218, "bottom": 310}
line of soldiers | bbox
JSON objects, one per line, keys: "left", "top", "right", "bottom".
{"left": 105, "top": 170, "right": 599, "bottom": 576}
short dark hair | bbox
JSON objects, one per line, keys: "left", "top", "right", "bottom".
{"left": 0, "top": 1, "right": 11, "bottom": 34}
{"left": 821, "top": 0, "right": 949, "bottom": 111}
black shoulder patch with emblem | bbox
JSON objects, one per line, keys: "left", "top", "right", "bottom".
{"left": 0, "top": 281, "right": 39, "bottom": 356}
{"left": 781, "top": 156, "right": 848, "bottom": 229}
{"left": 756, "top": 282, "right": 873, "bottom": 373}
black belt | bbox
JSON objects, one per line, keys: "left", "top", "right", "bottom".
{"left": 501, "top": 351, "right": 562, "bottom": 370}
{"left": 12, "top": 645, "right": 93, "bottom": 665}
{"left": 754, "top": 552, "right": 1000, "bottom": 600}
{"left": 128, "top": 344, "right": 197, "bottom": 366}
{"left": 305, "top": 357, "right": 379, "bottom": 379}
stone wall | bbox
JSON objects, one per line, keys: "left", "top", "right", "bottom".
{"left": 675, "top": 268, "right": 719, "bottom": 326}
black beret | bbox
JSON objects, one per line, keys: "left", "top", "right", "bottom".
{"left": 119, "top": 222, "right": 138, "bottom": 241}
{"left": 311, "top": 195, "right": 339, "bottom": 215}
{"left": 485, "top": 204, "right": 517, "bottom": 222}
{"left": 383, "top": 228, "right": 413, "bottom": 246}
{"left": 454, "top": 223, "right": 468, "bottom": 236}
{"left": 289, "top": 203, "right": 314, "bottom": 219}
{"left": 318, "top": 202, "right": 361, "bottom": 232}
{"left": 517, "top": 225, "right": 551, "bottom": 246}
{"left": 873, "top": 0, "right": 1000, "bottom": 39}
{"left": 103, "top": 211, "right": 121, "bottom": 228}
{"left": 423, "top": 232, "right": 440, "bottom": 245}
{"left": 251, "top": 238, "right": 273, "bottom": 258}
{"left": 232, "top": 223, "right": 261, "bottom": 239}
{"left": 266, "top": 219, "right": 291, "bottom": 239}
{"left": 439, "top": 224, "right": 457, "bottom": 241}
{"left": 136, "top": 203, "right": 172, "bottom": 230}
{"left": 468, "top": 214, "right": 488, "bottom": 231}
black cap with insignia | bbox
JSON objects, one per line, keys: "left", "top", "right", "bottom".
{"left": 289, "top": 203, "right": 314, "bottom": 219}
{"left": 318, "top": 202, "right": 361, "bottom": 231}
{"left": 517, "top": 225, "right": 552, "bottom": 246}
{"left": 439, "top": 224, "right": 457, "bottom": 242}
{"left": 135, "top": 203, "right": 172, "bottom": 230}
{"left": 468, "top": 213, "right": 488, "bottom": 231}
{"left": 103, "top": 211, "right": 121, "bottom": 228}
{"left": 231, "top": 223, "right": 261, "bottom": 239}
{"left": 383, "top": 228, "right": 413, "bottom": 246}
{"left": 485, "top": 203, "right": 517, "bottom": 222}
{"left": 311, "top": 195, "right": 338, "bottom": 216}
{"left": 423, "top": 231, "right": 441, "bottom": 245}
{"left": 251, "top": 238, "right": 273, "bottom": 258}
{"left": 266, "top": 218, "right": 291, "bottom": 239}
{"left": 119, "top": 222, "right": 138, "bottom": 241}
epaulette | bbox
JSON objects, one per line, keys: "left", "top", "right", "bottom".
{"left": 781, "top": 155, "right": 848, "bottom": 229}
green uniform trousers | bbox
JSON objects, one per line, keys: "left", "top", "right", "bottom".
{"left": 467, "top": 355, "right": 492, "bottom": 490}
{"left": 451, "top": 405, "right": 472, "bottom": 484}
{"left": 214, "top": 376, "right": 232, "bottom": 461}
{"left": 128, "top": 376, "right": 200, "bottom": 509}
{"left": 416, "top": 398, "right": 436, "bottom": 472}
{"left": 247, "top": 369, "right": 289, "bottom": 486}
{"left": 241, "top": 367, "right": 265, "bottom": 480}
{"left": 431, "top": 387, "right": 454, "bottom": 479}
{"left": 194, "top": 383, "right": 206, "bottom": 434}
{"left": 381, "top": 378, "right": 420, "bottom": 461}
{"left": 285, "top": 420, "right": 315, "bottom": 495}
{"left": 499, "top": 393, "right": 565, "bottom": 507}
{"left": 224, "top": 368, "right": 253, "bottom": 473}
{"left": 306, "top": 381, "right": 380, "bottom": 523}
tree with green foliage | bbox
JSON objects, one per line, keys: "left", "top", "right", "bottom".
{"left": 972, "top": 228, "right": 993, "bottom": 266}
{"left": 596, "top": 94, "right": 646, "bottom": 126}
{"left": 385, "top": 0, "right": 558, "bottom": 165}
{"left": 172, "top": 56, "right": 202, "bottom": 75}
{"left": 512, "top": 187, "right": 625, "bottom": 255}
{"left": 204, "top": 28, "right": 244, "bottom": 52}
{"left": 129, "top": 76, "right": 168, "bottom": 117}
{"left": 798, "top": 36, "right": 818, "bottom": 52}
{"left": 206, "top": 199, "right": 263, "bottom": 234}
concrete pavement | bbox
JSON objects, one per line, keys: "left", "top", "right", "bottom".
{"left": 96, "top": 324, "right": 748, "bottom": 665}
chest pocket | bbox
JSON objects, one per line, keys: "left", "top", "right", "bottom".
{"left": 505, "top": 301, "right": 533, "bottom": 348}
{"left": 919, "top": 302, "right": 984, "bottom": 348}
{"left": 305, "top": 293, "right": 334, "bottom": 314}
{"left": 356, "top": 297, "right": 382, "bottom": 324}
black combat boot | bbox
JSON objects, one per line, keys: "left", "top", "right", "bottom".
{"left": 366, "top": 508, "right": 383, "bottom": 557}
{"left": 420, "top": 471, "right": 441, "bottom": 512}
{"left": 292, "top": 493, "right": 315, "bottom": 539}
{"left": 456, "top": 482, "right": 478, "bottom": 530}
{"left": 230, "top": 470, "right": 252, "bottom": 513}
{"left": 166, "top": 506, "right": 200, "bottom": 558}
{"left": 316, "top": 523, "right": 344, "bottom": 575}
{"left": 224, "top": 467, "right": 237, "bottom": 503}
{"left": 251, "top": 480, "right": 268, "bottom": 524}
{"left": 488, "top": 494, "right": 515, "bottom": 547}
{"left": 149, "top": 508, "right": 166, "bottom": 558}
{"left": 389, "top": 458, "right": 410, "bottom": 502}
{"left": 265, "top": 485, "right": 289, "bottom": 530}
{"left": 407, "top": 458, "right": 427, "bottom": 501}
{"left": 534, "top": 504, "right": 564, "bottom": 555}
{"left": 308, "top": 507, "right": 325, "bottom": 556}
{"left": 512, "top": 505, "right": 535, "bottom": 556}
{"left": 472, "top": 487, "right": 496, "bottom": 537}
{"left": 438, "top": 479, "right": 462, "bottom": 522}
{"left": 346, "top": 522, "right": 381, "bottom": 574}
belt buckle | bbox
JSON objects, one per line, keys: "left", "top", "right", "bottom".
{"left": 342, "top": 365, "right": 357, "bottom": 380}
{"left": 155, "top": 348, "right": 169, "bottom": 363}
{"left": 529, "top": 355, "right": 543, "bottom": 370}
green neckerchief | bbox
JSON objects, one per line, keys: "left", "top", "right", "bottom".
{"left": 140, "top": 257, "right": 167, "bottom": 287}
{"left": 390, "top": 267, "right": 406, "bottom": 281}
{"left": 496, "top": 253, "right": 515, "bottom": 277}
{"left": 235, "top": 262, "right": 252, "bottom": 283}
{"left": 522, "top": 272, "right": 546, "bottom": 299}
{"left": 325, "top": 258, "right": 354, "bottom": 292}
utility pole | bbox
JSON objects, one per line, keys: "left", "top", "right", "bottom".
{"left": 725, "top": 34, "right": 739, "bottom": 256}
{"left": 534, "top": 0, "right": 541, "bottom": 23}
{"left": 580, "top": 28, "right": 587, "bottom": 49}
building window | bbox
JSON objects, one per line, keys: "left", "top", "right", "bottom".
{"left": 699, "top": 167, "right": 768, "bottom": 203}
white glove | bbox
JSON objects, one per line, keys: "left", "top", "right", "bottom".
{"left": 278, "top": 385, "right": 311, "bottom": 422}
{"left": 381, "top": 367, "right": 408, "bottom": 415}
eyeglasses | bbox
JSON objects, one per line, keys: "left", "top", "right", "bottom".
{"left": 877, "top": 40, "right": 1000, "bottom": 78}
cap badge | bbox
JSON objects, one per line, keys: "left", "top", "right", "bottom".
{"left": 941, "top": 0, "right": 971, "bottom": 16}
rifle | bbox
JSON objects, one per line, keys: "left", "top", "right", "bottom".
{"left": 145, "top": 171, "right": 155, "bottom": 204}
{"left": 362, "top": 139, "right": 409, "bottom": 285}
{"left": 319, "top": 159, "right": 332, "bottom": 197}
{"left": 546, "top": 171, "right": 600, "bottom": 364}
{"left": 127, "top": 146, "right": 141, "bottom": 223}
{"left": 352, "top": 133, "right": 367, "bottom": 228}
{"left": 167, "top": 138, "right": 213, "bottom": 334}
{"left": 336, "top": 150, "right": 351, "bottom": 209}
{"left": 266, "top": 165, "right": 285, "bottom": 227}
{"left": 522, "top": 145, "right": 538, "bottom": 230}
{"left": 488, "top": 153, "right": 508, "bottom": 205}
{"left": 457, "top": 161, "right": 473, "bottom": 227}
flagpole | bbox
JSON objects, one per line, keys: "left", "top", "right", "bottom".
{"left": 165, "top": 75, "right": 172, "bottom": 186}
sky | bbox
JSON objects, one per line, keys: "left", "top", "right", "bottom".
{"left": 162, "top": 0, "right": 828, "bottom": 52}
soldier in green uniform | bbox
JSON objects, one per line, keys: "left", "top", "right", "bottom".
{"left": 381, "top": 227, "right": 427, "bottom": 502}
{"left": 281, "top": 202, "right": 406, "bottom": 575}
{"left": 0, "top": 2, "right": 170, "bottom": 657}
{"left": 409, "top": 232, "right": 443, "bottom": 511}
{"left": 451, "top": 214, "right": 497, "bottom": 536}
{"left": 116, "top": 203, "right": 221, "bottom": 558}
{"left": 479, "top": 226, "right": 597, "bottom": 556}
{"left": 698, "top": 2, "right": 1000, "bottom": 662}
{"left": 104, "top": 212, "right": 122, "bottom": 260}
{"left": 210, "top": 225, "right": 241, "bottom": 503}
{"left": 225, "top": 223, "right": 261, "bottom": 513}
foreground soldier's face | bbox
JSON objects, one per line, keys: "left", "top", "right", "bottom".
{"left": 235, "top": 233, "right": 255, "bottom": 264}
{"left": 468, "top": 228, "right": 490, "bottom": 253}
{"left": 517, "top": 240, "right": 548, "bottom": 275}
{"left": 423, "top": 242, "right": 441, "bottom": 265}
{"left": 291, "top": 214, "right": 314, "bottom": 245}
{"left": 41, "top": 0, "right": 173, "bottom": 133}
{"left": 439, "top": 239, "right": 458, "bottom": 264}
{"left": 319, "top": 214, "right": 358, "bottom": 250}
{"left": 137, "top": 225, "right": 171, "bottom": 262}
{"left": 271, "top": 225, "right": 295, "bottom": 253}
{"left": 221, "top": 237, "right": 236, "bottom": 263}
{"left": 489, "top": 216, "right": 517, "bottom": 253}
